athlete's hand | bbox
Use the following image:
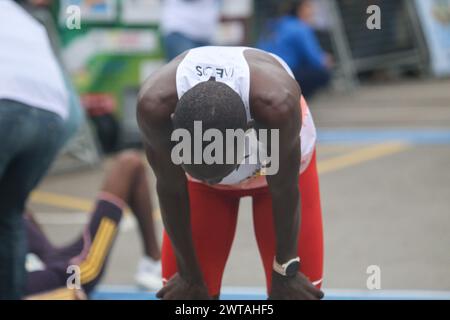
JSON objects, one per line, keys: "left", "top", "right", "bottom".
{"left": 269, "top": 271, "right": 324, "bottom": 300}
{"left": 156, "top": 273, "right": 211, "bottom": 300}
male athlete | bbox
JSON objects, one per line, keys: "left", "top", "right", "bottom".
{"left": 137, "top": 46, "right": 323, "bottom": 300}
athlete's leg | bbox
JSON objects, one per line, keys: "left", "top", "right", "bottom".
{"left": 40, "top": 151, "right": 147, "bottom": 294}
{"left": 252, "top": 151, "right": 324, "bottom": 293}
{"left": 126, "top": 157, "right": 161, "bottom": 261}
{"left": 107, "top": 151, "right": 162, "bottom": 289}
{"left": 24, "top": 214, "right": 56, "bottom": 264}
{"left": 24, "top": 150, "right": 160, "bottom": 296}
{"left": 97, "top": 151, "right": 161, "bottom": 259}
{"left": 0, "top": 102, "right": 65, "bottom": 299}
{"left": 162, "top": 182, "right": 240, "bottom": 297}
{"left": 25, "top": 261, "right": 69, "bottom": 296}
{"left": 24, "top": 197, "right": 123, "bottom": 297}
{"left": 49, "top": 151, "right": 138, "bottom": 260}
{"left": 54, "top": 150, "right": 160, "bottom": 260}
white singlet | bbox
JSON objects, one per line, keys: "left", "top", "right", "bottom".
{"left": 176, "top": 46, "right": 317, "bottom": 189}
{"left": 0, "top": 1, "right": 68, "bottom": 120}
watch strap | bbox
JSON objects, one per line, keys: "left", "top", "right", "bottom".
{"left": 273, "top": 257, "right": 300, "bottom": 276}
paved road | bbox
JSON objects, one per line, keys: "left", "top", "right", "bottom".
{"left": 30, "top": 79, "right": 450, "bottom": 291}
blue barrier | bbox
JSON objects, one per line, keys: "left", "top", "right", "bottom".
{"left": 91, "top": 286, "right": 450, "bottom": 300}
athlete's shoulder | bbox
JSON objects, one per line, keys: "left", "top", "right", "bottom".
{"left": 242, "top": 49, "right": 301, "bottom": 127}
{"left": 244, "top": 49, "right": 300, "bottom": 112}
{"left": 243, "top": 48, "right": 294, "bottom": 78}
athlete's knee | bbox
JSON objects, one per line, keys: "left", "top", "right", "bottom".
{"left": 115, "top": 150, "right": 145, "bottom": 173}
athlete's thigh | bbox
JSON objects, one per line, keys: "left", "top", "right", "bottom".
{"left": 161, "top": 182, "right": 240, "bottom": 296}
{"left": 252, "top": 151, "right": 324, "bottom": 291}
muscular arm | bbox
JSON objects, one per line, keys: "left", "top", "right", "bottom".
{"left": 255, "top": 93, "right": 302, "bottom": 263}
{"left": 248, "top": 51, "right": 302, "bottom": 263}
{"left": 137, "top": 60, "right": 204, "bottom": 285}
{"left": 267, "top": 122, "right": 301, "bottom": 263}
{"left": 143, "top": 144, "right": 203, "bottom": 283}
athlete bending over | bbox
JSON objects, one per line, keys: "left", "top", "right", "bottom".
{"left": 138, "top": 47, "right": 324, "bottom": 300}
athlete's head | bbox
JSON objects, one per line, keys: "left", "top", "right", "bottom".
{"left": 284, "top": 0, "right": 314, "bottom": 23}
{"left": 172, "top": 79, "right": 247, "bottom": 184}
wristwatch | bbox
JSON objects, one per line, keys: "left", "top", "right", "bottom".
{"left": 273, "top": 257, "right": 300, "bottom": 277}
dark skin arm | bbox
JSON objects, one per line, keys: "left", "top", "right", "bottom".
{"left": 137, "top": 56, "right": 210, "bottom": 300}
{"left": 246, "top": 50, "right": 323, "bottom": 300}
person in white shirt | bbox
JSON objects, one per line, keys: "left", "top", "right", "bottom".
{"left": 160, "top": 0, "right": 221, "bottom": 60}
{"left": 0, "top": 0, "right": 70, "bottom": 299}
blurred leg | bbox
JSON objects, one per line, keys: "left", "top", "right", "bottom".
{"left": 128, "top": 161, "right": 161, "bottom": 260}
{"left": 25, "top": 262, "right": 68, "bottom": 296}
{"left": 101, "top": 151, "right": 160, "bottom": 260}
{"left": 74, "top": 200, "right": 122, "bottom": 295}
{"left": 45, "top": 151, "right": 158, "bottom": 294}
{"left": 52, "top": 151, "right": 141, "bottom": 260}
{"left": 24, "top": 216, "right": 56, "bottom": 264}
{"left": 51, "top": 151, "right": 142, "bottom": 274}
{"left": 0, "top": 101, "right": 27, "bottom": 300}
{"left": 0, "top": 203, "right": 26, "bottom": 300}
{"left": 0, "top": 101, "right": 65, "bottom": 299}
{"left": 32, "top": 194, "right": 124, "bottom": 297}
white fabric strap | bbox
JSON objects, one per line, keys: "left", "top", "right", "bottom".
{"left": 273, "top": 257, "right": 301, "bottom": 276}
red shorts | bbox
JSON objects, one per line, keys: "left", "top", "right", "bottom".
{"left": 161, "top": 151, "right": 323, "bottom": 296}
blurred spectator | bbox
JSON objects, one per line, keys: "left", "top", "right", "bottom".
{"left": 160, "top": 0, "right": 221, "bottom": 60}
{"left": 308, "top": 0, "right": 334, "bottom": 54}
{"left": 21, "top": 0, "right": 84, "bottom": 143}
{"left": 257, "top": 0, "right": 333, "bottom": 98}
{"left": 0, "top": 0, "right": 70, "bottom": 299}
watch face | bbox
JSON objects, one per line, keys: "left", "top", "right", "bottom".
{"left": 286, "top": 261, "right": 300, "bottom": 277}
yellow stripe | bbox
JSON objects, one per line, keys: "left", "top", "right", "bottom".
{"left": 80, "top": 219, "right": 117, "bottom": 283}
{"left": 316, "top": 144, "right": 359, "bottom": 155}
{"left": 30, "top": 191, "right": 93, "bottom": 212}
{"left": 79, "top": 219, "right": 109, "bottom": 275}
{"left": 31, "top": 190, "right": 131, "bottom": 214}
{"left": 318, "top": 141, "right": 410, "bottom": 174}
{"left": 84, "top": 221, "right": 116, "bottom": 281}
{"left": 80, "top": 224, "right": 113, "bottom": 282}
{"left": 82, "top": 224, "right": 116, "bottom": 283}
{"left": 52, "top": 291, "right": 75, "bottom": 300}
{"left": 79, "top": 219, "right": 111, "bottom": 277}
{"left": 79, "top": 220, "right": 114, "bottom": 282}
